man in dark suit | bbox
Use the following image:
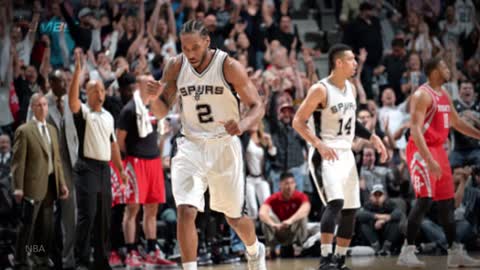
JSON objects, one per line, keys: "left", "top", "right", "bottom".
{"left": 12, "top": 93, "right": 69, "bottom": 270}
{"left": 0, "top": 134, "right": 12, "bottom": 179}
{"left": 46, "top": 70, "right": 78, "bottom": 270}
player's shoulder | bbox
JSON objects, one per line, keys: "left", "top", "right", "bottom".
{"left": 308, "top": 80, "right": 328, "bottom": 98}
{"left": 411, "top": 85, "right": 432, "bottom": 100}
{"left": 411, "top": 86, "right": 433, "bottom": 108}
{"left": 222, "top": 52, "right": 242, "bottom": 72}
{"left": 310, "top": 80, "right": 328, "bottom": 91}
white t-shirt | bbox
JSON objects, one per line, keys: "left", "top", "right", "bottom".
{"left": 76, "top": 103, "right": 116, "bottom": 161}
{"left": 378, "top": 103, "right": 408, "bottom": 149}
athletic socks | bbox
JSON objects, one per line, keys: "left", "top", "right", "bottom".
{"left": 246, "top": 238, "right": 259, "bottom": 256}
{"left": 182, "top": 262, "right": 197, "bottom": 270}
{"left": 126, "top": 243, "right": 136, "bottom": 252}
{"left": 147, "top": 239, "right": 157, "bottom": 253}
{"left": 335, "top": 245, "right": 348, "bottom": 256}
{"left": 321, "top": 244, "right": 333, "bottom": 257}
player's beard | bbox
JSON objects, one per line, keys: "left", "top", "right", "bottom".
{"left": 196, "top": 49, "right": 209, "bottom": 68}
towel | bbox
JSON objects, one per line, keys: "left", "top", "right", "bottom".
{"left": 134, "top": 90, "right": 153, "bottom": 138}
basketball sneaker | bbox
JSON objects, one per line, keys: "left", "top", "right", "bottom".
{"left": 318, "top": 254, "right": 337, "bottom": 270}
{"left": 246, "top": 242, "right": 267, "bottom": 270}
{"left": 145, "top": 248, "right": 178, "bottom": 269}
{"left": 447, "top": 242, "right": 480, "bottom": 268}
{"left": 109, "top": 250, "right": 123, "bottom": 267}
{"left": 397, "top": 245, "right": 425, "bottom": 268}
{"left": 125, "top": 250, "right": 144, "bottom": 270}
{"left": 334, "top": 255, "right": 351, "bottom": 270}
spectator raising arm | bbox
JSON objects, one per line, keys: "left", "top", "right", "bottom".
{"left": 68, "top": 48, "right": 83, "bottom": 114}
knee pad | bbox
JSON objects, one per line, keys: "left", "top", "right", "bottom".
{"left": 337, "top": 208, "right": 357, "bottom": 239}
{"left": 320, "top": 199, "right": 344, "bottom": 234}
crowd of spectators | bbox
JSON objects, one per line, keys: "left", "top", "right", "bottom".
{"left": 0, "top": 0, "right": 479, "bottom": 269}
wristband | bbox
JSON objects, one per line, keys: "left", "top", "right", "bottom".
{"left": 355, "top": 120, "right": 372, "bottom": 140}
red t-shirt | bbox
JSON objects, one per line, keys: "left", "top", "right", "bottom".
{"left": 264, "top": 191, "right": 309, "bottom": 221}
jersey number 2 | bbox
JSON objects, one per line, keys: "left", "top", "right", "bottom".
{"left": 196, "top": 104, "right": 214, "bottom": 123}
{"left": 337, "top": 117, "right": 352, "bottom": 135}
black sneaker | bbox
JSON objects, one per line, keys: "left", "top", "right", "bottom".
{"left": 318, "top": 254, "right": 337, "bottom": 270}
{"left": 333, "top": 255, "right": 350, "bottom": 270}
{"left": 197, "top": 252, "right": 213, "bottom": 266}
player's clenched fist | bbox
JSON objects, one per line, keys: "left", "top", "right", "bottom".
{"left": 221, "top": 120, "right": 245, "bottom": 136}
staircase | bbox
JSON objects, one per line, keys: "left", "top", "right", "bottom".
{"left": 290, "top": 0, "right": 342, "bottom": 78}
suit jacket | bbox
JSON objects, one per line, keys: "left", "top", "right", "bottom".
{"left": 46, "top": 92, "right": 78, "bottom": 168}
{"left": 28, "top": 92, "right": 78, "bottom": 168}
{"left": 11, "top": 121, "right": 66, "bottom": 201}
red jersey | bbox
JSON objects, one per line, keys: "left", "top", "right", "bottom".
{"left": 264, "top": 191, "right": 309, "bottom": 221}
{"left": 406, "top": 83, "right": 454, "bottom": 200}
{"left": 408, "top": 84, "right": 451, "bottom": 147}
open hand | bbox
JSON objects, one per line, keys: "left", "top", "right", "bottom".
{"left": 426, "top": 158, "right": 442, "bottom": 180}
{"left": 370, "top": 134, "right": 388, "bottom": 163}
{"left": 315, "top": 141, "right": 338, "bottom": 161}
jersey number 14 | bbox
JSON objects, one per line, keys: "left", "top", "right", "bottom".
{"left": 337, "top": 117, "right": 352, "bottom": 136}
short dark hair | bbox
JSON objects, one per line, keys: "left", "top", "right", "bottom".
{"left": 391, "top": 38, "right": 404, "bottom": 48}
{"left": 424, "top": 56, "right": 443, "bottom": 77}
{"left": 279, "top": 172, "right": 295, "bottom": 182}
{"left": 328, "top": 43, "right": 353, "bottom": 72}
{"left": 180, "top": 20, "right": 209, "bottom": 37}
{"left": 459, "top": 79, "right": 473, "bottom": 88}
{"left": 357, "top": 107, "right": 373, "bottom": 117}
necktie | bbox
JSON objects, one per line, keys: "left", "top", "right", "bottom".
{"left": 41, "top": 125, "right": 53, "bottom": 174}
{"left": 57, "top": 98, "right": 64, "bottom": 116}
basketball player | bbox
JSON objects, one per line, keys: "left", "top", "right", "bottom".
{"left": 292, "top": 44, "right": 387, "bottom": 270}
{"left": 397, "top": 57, "right": 480, "bottom": 268}
{"left": 148, "top": 20, "right": 266, "bottom": 270}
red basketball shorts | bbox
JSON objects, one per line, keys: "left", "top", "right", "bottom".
{"left": 406, "top": 142, "right": 454, "bottom": 201}
{"left": 124, "top": 156, "right": 166, "bottom": 204}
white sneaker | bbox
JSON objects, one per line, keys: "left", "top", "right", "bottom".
{"left": 397, "top": 245, "right": 426, "bottom": 268}
{"left": 246, "top": 242, "right": 267, "bottom": 270}
{"left": 448, "top": 242, "right": 480, "bottom": 268}
{"left": 303, "top": 232, "right": 320, "bottom": 249}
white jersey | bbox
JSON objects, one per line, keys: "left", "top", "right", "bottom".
{"left": 309, "top": 77, "right": 357, "bottom": 149}
{"left": 176, "top": 49, "right": 240, "bottom": 139}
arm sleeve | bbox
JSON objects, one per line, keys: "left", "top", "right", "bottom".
{"left": 355, "top": 120, "right": 372, "bottom": 139}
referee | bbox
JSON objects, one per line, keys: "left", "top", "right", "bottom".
{"left": 68, "top": 48, "right": 127, "bottom": 270}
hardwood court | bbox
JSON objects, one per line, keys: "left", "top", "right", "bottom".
{"left": 197, "top": 254, "right": 480, "bottom": 270}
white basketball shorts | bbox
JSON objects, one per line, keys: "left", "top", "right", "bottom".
{"left": 308, "top": 147, "right": 360, "bottom": 209}
{"left": 171, "top": 135, "right": 246, "bottom": 218}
